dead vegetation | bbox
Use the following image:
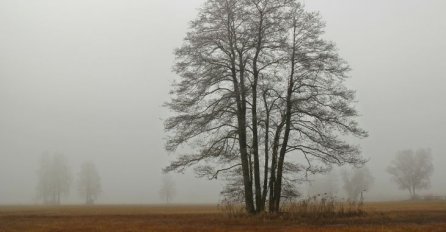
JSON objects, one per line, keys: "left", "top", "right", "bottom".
{"left": 281, "top": 195, "right": 366, "bottom": 220}
{"left": 219, "top": 194, "right": 366, "bottom": 220}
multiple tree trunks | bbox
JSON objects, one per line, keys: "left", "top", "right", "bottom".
{"left": 165, "top": 0, "right": 367, "bottom": 214}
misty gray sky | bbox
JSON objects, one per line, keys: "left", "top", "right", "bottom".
{"left": 1, "top": 0, "right": 445, "bottom": 204}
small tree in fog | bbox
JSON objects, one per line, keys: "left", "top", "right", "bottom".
{"left": 387, "top": 149, "right": 433, "bottom": 199}
{"left": 78, "top": 162, "right": 101, "bottom": 205}
{"left": 37, "top": 152, "right": 72, "bottom": 205}
{"left": 159, "top": 175, "right": 176, "bottom": 204}
{"left": 342, "top": 166, "right": 374, "bottom": 201}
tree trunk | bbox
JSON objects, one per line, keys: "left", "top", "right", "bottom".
{"left": 225, "top": 12, "right": 256, "bottom": 213}
{"left": 272, "top": 22, "right": 298, "bottom": 212}
{"left": 251, "top": 75, "right": 262, "bottom": 212}
{"left": 268, "top": 122, "right": 284, "bottom": 212}
{"left": 230, "top": 51, "right": 255, "bottom": 214}
{"left": 236, "top": 90, "right": 255, "bottom": 214}
{"left": 251, "top": 13, "right": 264, "bottom": 212}
{"left": 261, "top": 92, "right": 270, "bottom": 211}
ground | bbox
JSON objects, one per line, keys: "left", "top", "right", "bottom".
{"left": 0, "top": 201, "right": 445, "bottom": 232}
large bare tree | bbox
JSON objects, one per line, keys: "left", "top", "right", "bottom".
{"left": 165, "top": 0, "right": 366, "bottom": 214}
{"left": 387, "top": 149, "right": 433, "bottom": 199}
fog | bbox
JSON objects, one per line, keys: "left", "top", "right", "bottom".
{"left": 0, "top": 0, "right": 445, "bottom": 205}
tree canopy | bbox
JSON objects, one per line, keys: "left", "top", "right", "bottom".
{"left": 165, "top": 0, "right": 367, "bottom": 214}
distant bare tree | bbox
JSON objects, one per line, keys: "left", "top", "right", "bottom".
{"left": 341, "top": 166, "right": 374, "bottom": 201}
{"left": 159, "top": 175, "right": 176, "bottom": 204}
{"left": 387, "top": 149, "right": 433, "bottom": 199}
{"left": 37, "top": 152, "right": 72, "bottom": 205}
{"left": 78, "top": 162, "right": 101, "bottom": 205}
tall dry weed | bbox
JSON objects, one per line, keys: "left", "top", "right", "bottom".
{"left": 281, "top": 194, "right": 366, "bottom": 219}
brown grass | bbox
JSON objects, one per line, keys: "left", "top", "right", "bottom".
{"left": 0, "top": 201, "right": 445, "bottom": 232}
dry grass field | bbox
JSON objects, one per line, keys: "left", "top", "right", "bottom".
{"left": 0, "top": 201, "right": 445, "bottom": 232}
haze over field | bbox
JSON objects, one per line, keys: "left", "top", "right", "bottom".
{"left": 1, "top": 0, "right": 445, "bottom": 205}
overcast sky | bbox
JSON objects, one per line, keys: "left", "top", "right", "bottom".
{"left": 1, "top": 0, "right": 445, "bottom": 204}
